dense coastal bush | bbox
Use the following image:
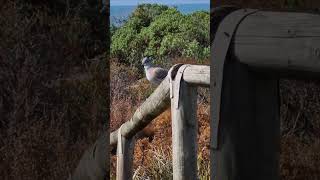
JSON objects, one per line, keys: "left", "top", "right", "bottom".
{"left": 111, "top": 4, "right": 210, "bottom": 68}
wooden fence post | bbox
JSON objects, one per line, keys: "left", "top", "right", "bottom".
{"left": 67, "top": 133, "right": 108, "bottom": 180}
{"left": 171, "top": 78, "right": 198, "bottom": 180}
{"left": 211, "top": 61, "right": 280, "bottom": 180}
{"left": 69, "top": 65, "right": 209, "bottom": 180}
{"left": 116, "top": 129, "right": 135, "bottom": 180}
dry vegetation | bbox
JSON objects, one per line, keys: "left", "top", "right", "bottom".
{"left": 0, "top": 1, "right": 108, "bottom": 179}
{"left": 1, "top": 0, "right": 320, "bottom": 179}
{"left": 109, "top": 58, "right": 211, "bottom": 179}
{"left": 280, "top": 80, "right": 320, "bottom": 180}
{"left": 110, "top": 56, "right": 320, "bottom": 179}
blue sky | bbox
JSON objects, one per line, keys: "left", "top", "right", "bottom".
{"left": 110, "top": 0, "right": 210, "bottom": 6}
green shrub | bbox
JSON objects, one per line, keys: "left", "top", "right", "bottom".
{"left": 111, "top": 4, "right": 209, "bottom": 69}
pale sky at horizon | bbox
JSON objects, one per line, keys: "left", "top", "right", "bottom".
{"left": 110, "top": 0, "right": 210, "bottom": 6}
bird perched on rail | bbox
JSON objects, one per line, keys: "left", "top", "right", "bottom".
{"left": 142, "top": 57, "right": 168, "bottom": 85}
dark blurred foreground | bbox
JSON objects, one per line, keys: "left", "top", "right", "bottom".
{"left": 212, "top": 0, "right": 320, "bottom": 179}
{"left": 0, "top": 1, "right": 108, "bottom": 179}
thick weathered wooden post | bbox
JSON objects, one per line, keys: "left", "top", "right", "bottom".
{"left": 211, "top": 61, "right": 280, "bottom": 180}
{"left": 116, "top": 128, "right": 135, "bottom": 180}
{"left": 209, "top": 8, "right": 319, "bottom": 180}
{"left": 171, "top": 65, "right": 198, "bottom": 180}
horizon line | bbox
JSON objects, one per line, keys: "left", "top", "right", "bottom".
{"left": 111, "top": 2, "right": 210, "bottom": 6}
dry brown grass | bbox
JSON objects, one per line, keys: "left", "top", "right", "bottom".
{"left": 281, "top": 137, "right": 320, "bottom": 180}
{"left": 279, "top": 80, "right": 320, "bottom": 180}
{"left": 111, "top": 102, "right": 320, "bottom": 179}
{"left": 112, "top": 2, "right": 320, "bottom": 178}
{"left": 110, "top": 58, "right": 320, "bottom": 179}
{"left": 109, "top": 57, "right": 212, "bottom": 178}
{"left": 0, "top": 1, "right": 108, "bottom": 179}
{"left": 110, "top": 60, "right": 152, "bottom": 130}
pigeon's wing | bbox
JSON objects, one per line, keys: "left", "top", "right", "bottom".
{"left": 153, "top": 67, "right": 168, "bottom": 80}
{"left": 147, "top": 67, "right": 168, "bottom": 85}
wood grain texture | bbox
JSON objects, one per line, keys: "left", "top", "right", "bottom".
{"left": 171, "top": 80, "right": 198, "bottom": 180}
{"left": 116, "top": 136, "right": 135, "bottom": 180}
{"left": 183, "top": 65, "right": 210, "bottom": 87}
{"left": 210, "top": 61, "right": 280, "bottom": 180}
{"left": 233, "top": 11, "right": 320, "bottom": 75}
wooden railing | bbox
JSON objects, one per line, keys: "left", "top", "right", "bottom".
{"left": 69, "top": 7, "right": 320, "bottom": 180}
{"left": 209, "top": 8, "right": 320, "bottom": 180}
{"left": 68, "top": 64, "right": 209, "bottom": 180}
{"left": 112, "top": 64, "right": 209, "bottom": 180}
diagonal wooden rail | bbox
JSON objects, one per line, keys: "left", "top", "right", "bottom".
{"left": 113, "top": 65, "right": 210, "bottom": 180}
{"left": 110, "top": 65, "right": 209, "bottom": 146}
{"left": 68, "top": 65, "right": 209, "bottom": 180}
{"left": 70, "top": 8, "right": 320, "bottom": 180}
